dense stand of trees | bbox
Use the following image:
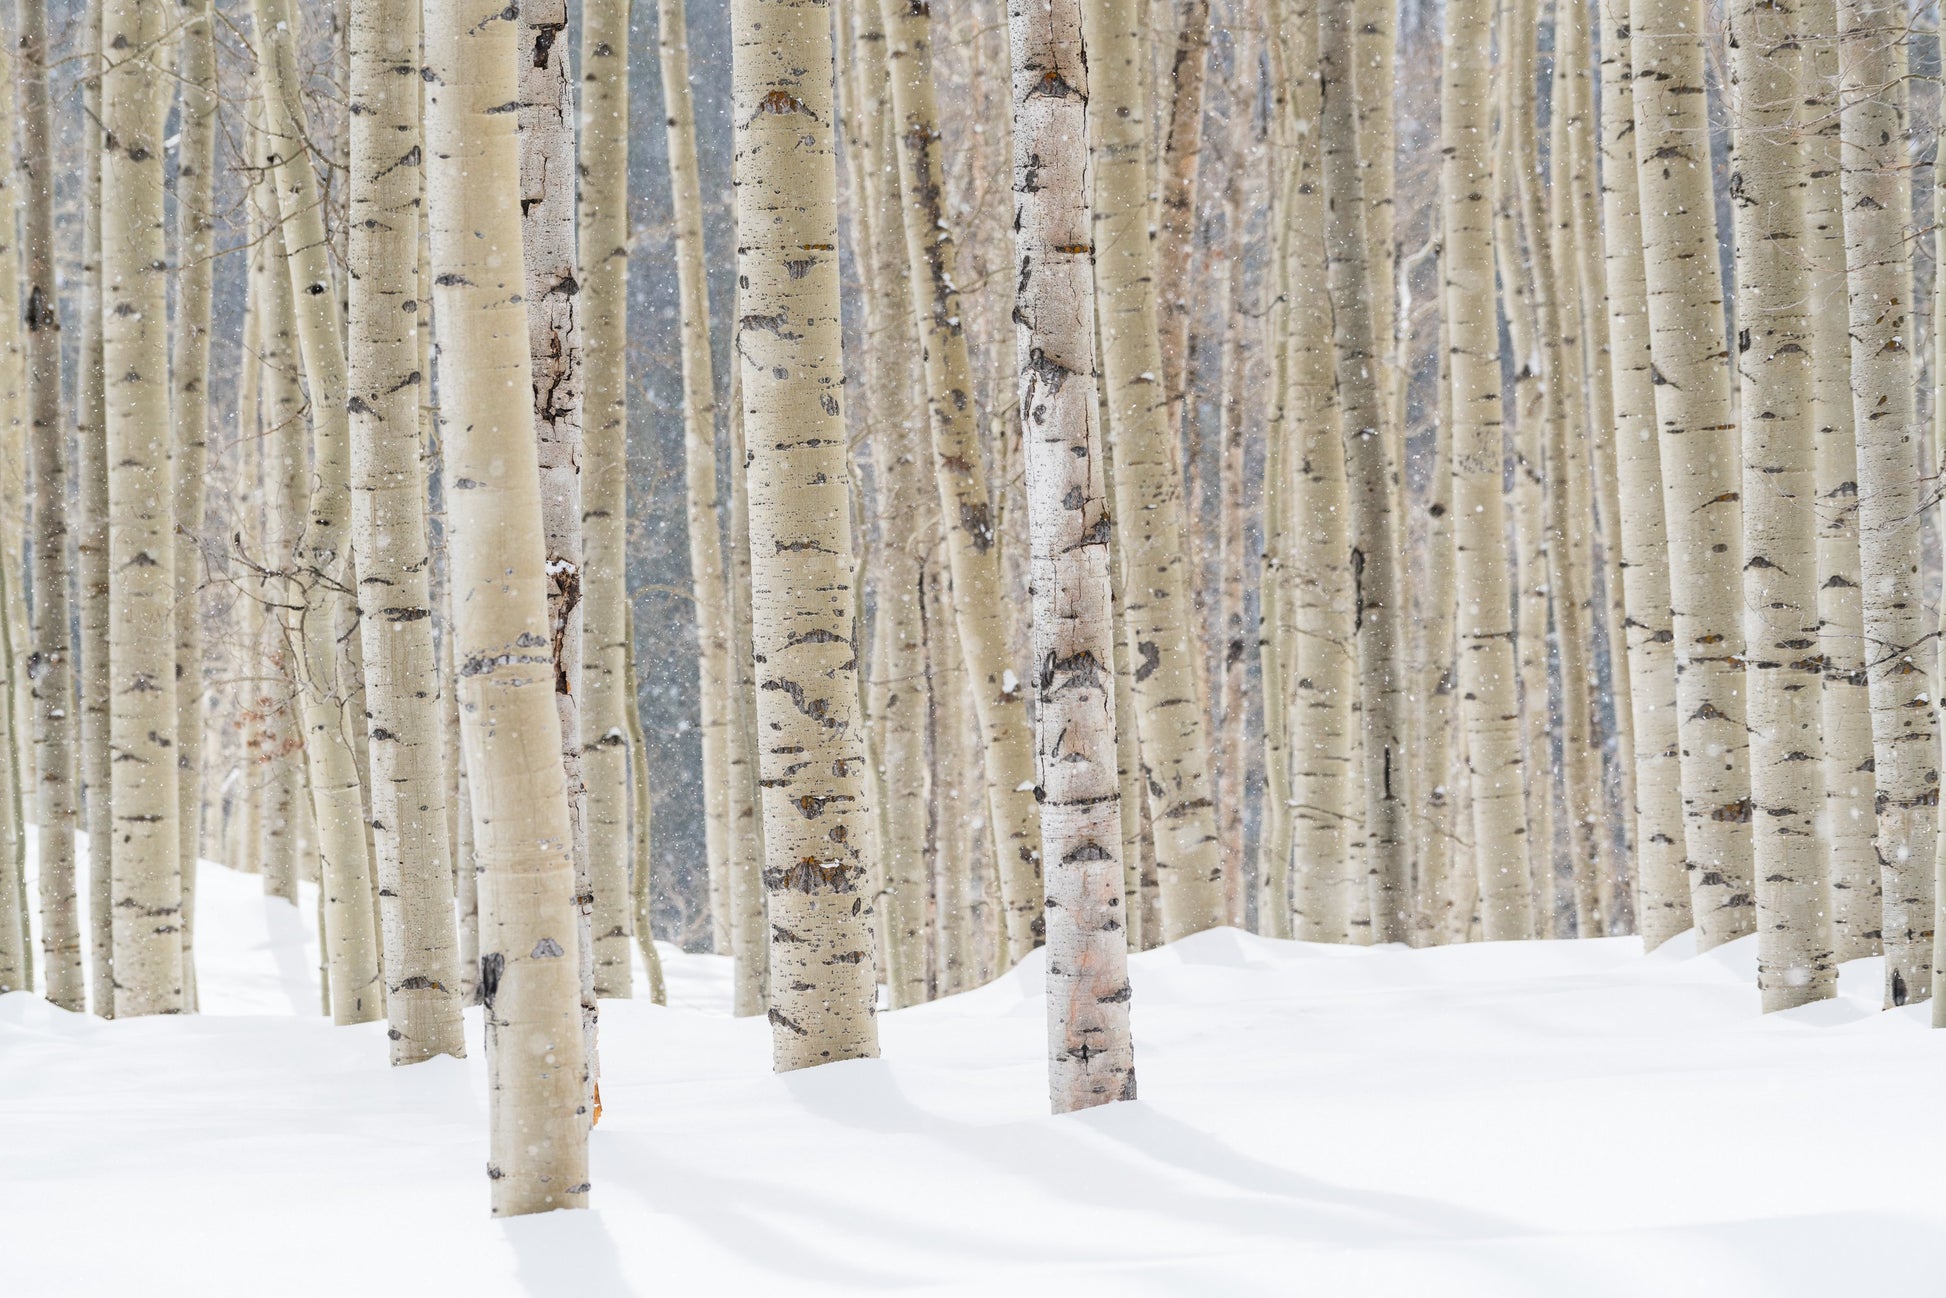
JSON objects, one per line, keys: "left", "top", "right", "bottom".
{"left": 2, "top": 0, "right": 1946, "bottom": 1218}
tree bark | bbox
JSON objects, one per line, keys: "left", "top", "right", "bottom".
{"left": 349, "top": 0, "right": 463, "bottom": 1061}
{"left": 425, "top": 0, "right": 590, "bottom": 1212}
{"left": 1835, "top": 0, "right": 1934, "bottom": 1008}
{"left": 1012, "top": 0, "right": 1137, "bottom": 1110}
{"left": 103, "top": 0, "right": 183, "bottom": 1017}
{"left": 1727, "top": 0, "right": 1833, "bottom": 1010}
{"left": 1597, "top": 0, "right": 1691, "bottom": 949}
{"left": 731, "top": 0, "right": 881, "bottom": 1067}
{"left": 1633, "top": 0, "right": 1756, "bottom": 950}
{"left": 1442, "top": 0, "right": 1534, "bottom": 942}
{"left": 21, "top": 0, "right": 80, "bottom": 1007}
{"left": 1080, "top": 0, "right": 1226, "bottom": 941}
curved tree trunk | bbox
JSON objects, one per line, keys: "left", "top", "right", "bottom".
{"left": 1835, "top": 0, "right": 1934, "bottom": 1009}
{"left": 730, "top": 0, "right": 880, "bottom": 1068}
{"left": 256, "top": 0, "right": 382, "bottom": 1023}
{"left": 1443, "top": 0, "right": 1534, "bottom": 942}
{"left": 877, "top": 0, "right": 1045, "bottom": 966}
{"left": 349, "top": 0, "right": 463, "bottom": 1061}
{"left": 1597, "top": 0, "right": 1690, "bottom": 949}
{"left": 424, "top": 0, "right": 590, "bottom": 1213}
{"left": 1727, "top": 0, "right": 1832, "bottom": 1010}
{"left": 1080, "top": 0, "right": 1226, "bottom": 941}
{"left": 1012, "top": 0, "right": 1137, "bottom": 1111}
{"left": 21, "top": 0, "right": 80, "bottom": 1007}
{"left": 103, "top": 0, "right": 183, "bottom": 1017}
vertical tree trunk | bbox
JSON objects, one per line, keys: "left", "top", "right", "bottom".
{"left": 1012, "top": 0, "right": 1137, "bottom": 1110}
{"left": 256, "top": 0, "right": 382, "bottom": 1022}
{"left": 1355, "top": 0, "right": 1397, "bottom": 423}
{"left": 723, "top": 365, "right": 767, "bottom": 1016}
{"left": 1633, "top": 0, "right": 1756, "bottom": 950}
{"left": 78, "top": 0, "right": 114, "bottom": 1015}
{"left": 654, "top": 0, "right": 737, "bottom": 971}
{"left": 623, "top": 605, "right": 667, "bottom": 1004}
{"left": 1318, "top": 0, "right": 1411, "bottom": 942}
{"left": 876, "top": 0, "right": 1046, "bottom": 964}
{"left": 1442, "top": 0, "right": 1535, "bottom": 942}
{"left": 169, "top": 0, "right": 216, "bottom": 1005}
{"left": 103, "top": 0, "right": 183, "bottom": 1017}
{"left": 1155, "top": 0, "right": 1211, "bottom": 437}
{"left": 20, "top": 0, "right": 80, "bottom": 1007}
{"left": 731, "top": 0, "right": 881, "bottom": 1067}
{"left": 1080, "top": 0, "right": 1226, "bottom": 941}
{"left": 1727, "top": 0, "right": 1833, "bottom": 1010}
{"left": 349, "top": 0, "right": 463, "bottom": 1061}
{"left": 1836, "top": 0, "right": 1934, "bottom": 1009}
{"left": 425, "top": 0, "right": 590, "bottom": 1213}
{"left": 1597, "top": 0, "right": 1691, "bottom": 948}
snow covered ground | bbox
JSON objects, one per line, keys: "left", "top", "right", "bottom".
{"left": 4, "top": 858, "right": 1942, "bottom": 1297}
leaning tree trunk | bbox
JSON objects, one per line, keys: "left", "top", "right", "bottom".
{"left": 653, "top": 0, "right": 737, "bottom": 971}
{"left": 1836, "top": 0, "right": 1935, "bottom": 1009}
{"left": 21, "top": 0, "right": 80, "bottom": 1008}
{"left": 1080, "top": 0, "right": 1227, "bottom": 941}
{"left": 78, "top": 0, "right": 113, "bottom": 1015}
{"left": 425, "top": 0, "right": 590, "bottom": 1214}
{"left": 1632, "top": 0, "right": 1755, "bottom": 948}
{"left": 1443, "top": 0, "right": 1534, "bottom": 942}
{"left": 1727, "top": 0, "right": 1833, "bottom": 1010}
{"left": 349, "top": 0, "right": 463, "bottom": 1062}
{"left": 522, "top": 0, "right": 604, "bottom": 1056}
{"left": 256, "top": 0, "right": 382, "bottom": 1023}
{"left": 1318, "top": 0, "right": 1411, "bottom": 942}
{"left": 103, "top": 0, "right": 183, "bottom": 1017}
{"left": 1597, "top": 0, "right": 1691, "bottom": 949}
{"left": 1012, "top": 0, "right": 1137, "bottom": 1112}
{"left": 731, "top": 0, "right": 881, "bottom": 1068}
{"left": 877, "top": 0, "right": 1046, "bottom": 964}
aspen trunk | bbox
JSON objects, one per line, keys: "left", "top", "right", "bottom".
{"left": 1633, "top": 0, "right": 1755, "bottom": 948}
{"left": 731, "top": 0, "right": 880, "bottom": 1067}
{"left": 876, "top": 0, "right": 1045, "bottom": 964}
{"left": 1799, "top": 0, "right": 1876, "bottom": 963}
{"left": 1155, "top": 0, "right": 1211, "bottom": 435}
{"left": 349, "top": 0, "right": 463, "bottom": 1061}
{"left": 103, "top": 0, "right": 183, "bottom": 1017}
{"left": 1597, "top": 0, "right": 1691, "bottom": 948}
{"left": 521, "top": 0, "right": 601, "bottom": 1052}
{"left": 1835, "top": 0, "right": 1934, "bottom": 1009}
{"left": 78, "top": 0, "right": 113, "bottom": 1015}
{"left": 21, "top": 0, "right": 80, "bottom": 1007}
{"left": 1727, "top": 0, "right": 1833, "bottom": 1010}
{"left": 425, "top": 0, "right": 590, "bottom": 1212}
{"left": 1012, "top": 0, "right": 1137, "bottom": 1110}
{"left": 623, "top": 606, "right": 667, "bottom": 1004}
{"left": 723, "top": 364, "right": 767, "bottom": 1016}
{"left": 654, "top": 0, "right": 737, "bottom": 969}
{"left": 1355, "top": 0, "right": 1396, "bottom": 422}
{"left": 256, "top": 0, "right": 382, "bottom": 1023}
{"left": 1442, "top": 0, "right": 1534, "bottom": 942}
{"left": 169, "top": 0, "right": 216, "bottom": 1003}
{"left": 1318, "top": 0, "right": 1411, "bottom": 942}
{"left": 1080, "top": 0, "right": 1226, "bottom": 940}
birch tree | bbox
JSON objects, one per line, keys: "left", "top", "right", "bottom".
{"left": 1632, "top": 0, "right": 1755, "bottom": 947}
{"left": 21, "top": 0, "right": 80, "bottom": 1007}
{"left": 1012, "top": 0, "right": 1136, "bottom": 1110}
{"left": 103, "top": 0, "right": 183, "bottom": 1016}
{"left": 350, "top": 0, "right": 463, "bottom": 1061}
{"left": 1727, "top": 0, "right": 1833, "bottom": 1009}
{"left": 731, "top": 0, "right": 880, "bottom": 1067}
{"left": 1837, "top": 0, "right": 1934, "bottom": 1007}
{"left": 1443, "top": 0, "right": 1533, "bottom": 941}
{"left": 425, "top": 0, "right": 590, "bottom": 1213}
{"left": 1079, "top": 0, "right": 1226, "bottom": 940}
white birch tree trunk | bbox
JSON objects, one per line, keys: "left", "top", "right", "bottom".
{"left": 424, "top": 0, "right": 590, "bottom": 1213}
{"left": 731, "top": 0, "right": 881, "bottom": 1067}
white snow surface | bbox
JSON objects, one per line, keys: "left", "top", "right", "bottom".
{"left": 4, "top": 858, "right": 1941, "bottom": 1297}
